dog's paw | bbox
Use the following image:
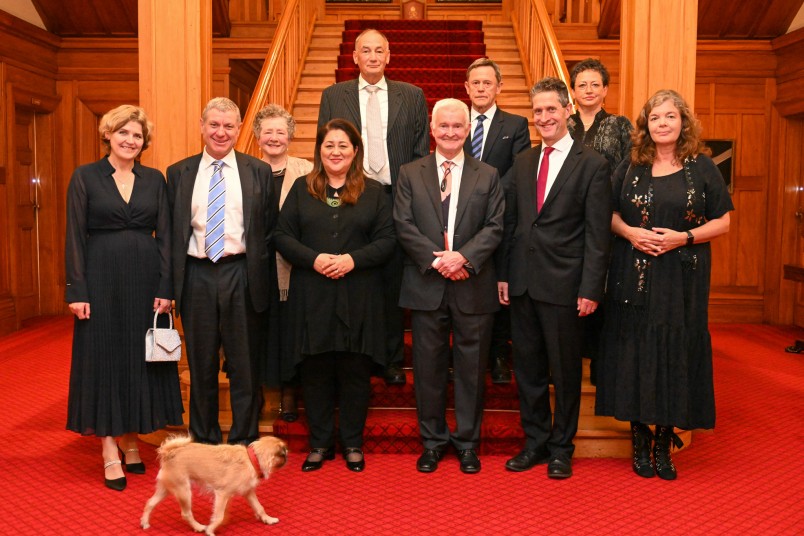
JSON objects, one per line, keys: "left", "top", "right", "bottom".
{"left": 140, "top": 520, "right": 150, "bottom": 530}
{"left": 259, "top": 514, "right": 279, "bottom": 525}
{"left": 194, "top": 525, "right": 207, "bottom": 534}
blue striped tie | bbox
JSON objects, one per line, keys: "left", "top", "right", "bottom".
{"left": 205, "top": 160, "right": 225, "bottom": 263}
{"left": 471, "top": 114, "right": 486, "bottom": 159}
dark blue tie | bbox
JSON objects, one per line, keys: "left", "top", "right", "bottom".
{"left": 471, "top": 114, "right": 486, "bottom": 159}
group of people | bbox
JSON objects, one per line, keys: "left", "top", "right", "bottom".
{"left": 65, "top": 27, "right": 732, "bottom": 491}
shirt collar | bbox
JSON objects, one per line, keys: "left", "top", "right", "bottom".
{"left": 435, "top": 150, "right": 465, "bottom": 169}
{"left": 471, "top": 103, "right": 497, "bottom": 122}
{"left": 543, "top": 131, "right": 574, "bottom": 153}
{"left": 358, "top": 76, "right": 388, "bottom": 91}
{"left": 202, "top": 148, "right": 237, "bottom": 170}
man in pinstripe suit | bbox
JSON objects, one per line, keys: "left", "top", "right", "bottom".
{"left": 318, "top": 28, "right": 431, "bottom": 385}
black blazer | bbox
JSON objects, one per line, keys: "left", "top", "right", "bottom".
{"left": 166, "top": 151, "right": 276, "bottom": 313}
{"left": 318, "top": 78, "right": 431, "bottom": 188}
{"left": 499, "top": 140, "right": 611, "bottom": 306}
{"left": 394, "top": 153, "right": 504, "bottom": 314}
{"left": 463, "top": 107, "right": 531, "bottom": 178}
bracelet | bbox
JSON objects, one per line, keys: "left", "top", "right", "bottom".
{"left": 686, "top": 230, "right": 695, "bottom": 246}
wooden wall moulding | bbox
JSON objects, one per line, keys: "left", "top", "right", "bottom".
{"left": 772, "top": 28, "right": 804, "bottom": 118}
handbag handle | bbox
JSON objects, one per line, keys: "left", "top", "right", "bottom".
{"left": 153, "top": 311, "right": 174, "bottom": 330}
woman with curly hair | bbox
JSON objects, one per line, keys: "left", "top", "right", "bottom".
{"left": 595, "top": 90, "right": 733, "bottom": 480}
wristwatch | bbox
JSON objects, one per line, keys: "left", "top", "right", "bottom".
{"left": 686, "top": 230, "right": 695, "bottom": 246}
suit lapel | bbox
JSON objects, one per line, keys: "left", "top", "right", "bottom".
{"left": 236, "top": 151, "right": 254, "bottom": 234}
{"left": 454, "top": 157, "right": 480, "bottom": 231}
{"left": 524, "top": 147, "right": 541, "bottom": 221}
{"left": 387, "top": 80, "right": 402, "bottom": 133}
{"left": 179, "top": 155, "right": 202, "bottom": 247}
{"left": 540, "top": 140, "right": 583, "bottom": 214}
{"left": 422, "top": 155, "right": 443, "bottom": 226}
{"left": 344, "top": 79, "right": 361, "bottom": 130}
{"left": 481, "top": 112, "right": 505, "bottom": 161}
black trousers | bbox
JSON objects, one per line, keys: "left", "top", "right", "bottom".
{"left": 510, "top": 294, "right": 583, "bottom": 458}
{"left": 412, "top": 284, "right": 493, "bottom": 451}
{"left": 299, "top": 351, "right": 373, "bottom": 449}
{"left": 181, "top": 256, "right": 262, "bottom": 445}
{"left": 382, "top": 188, "right": 405, "bottom": 367}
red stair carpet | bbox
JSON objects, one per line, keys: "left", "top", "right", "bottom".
{"left": 0, "top": 316, "right": 801, "bottom": 534}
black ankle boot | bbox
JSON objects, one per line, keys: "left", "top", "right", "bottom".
{"left": 653, "top": 425, "right": 684, "bottom": 480}
{"left": 631, "top": 422, "right": 655, "bottom": 478}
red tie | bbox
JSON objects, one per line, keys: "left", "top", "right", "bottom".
{"left": 536, "top": 146, "right": 554, "bottom": 213}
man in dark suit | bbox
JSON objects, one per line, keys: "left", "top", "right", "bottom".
{"left": 498, "top": 78, "right": 611, "bottom": 478}
{"left": 394, "top": 98, "right": 504, "bottom": 474}
{"left": 167, "top": 97, "right": 275, "bottom": 446}
{"left": 463, "top": 57, "right": 531, "bottom": 384}
{"left": 318, "top": 28, "right": 430, "bottom": 385}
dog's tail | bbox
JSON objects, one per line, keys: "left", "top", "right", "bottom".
{"left": 157, "top": 435, "right": 193, "bottom": 462}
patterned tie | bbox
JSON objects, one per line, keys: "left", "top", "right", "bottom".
{"left": 536, "top": 147, "right": 554, "bottom": 213}
{"left": 471, "top": 114, "right": 486, "bottom": 159}
{"left": 205, "top": 160, "right": 226, "bottom": 262}
{"left": 440, "top": 160, "right": 454, "bottom": 249}
{"left": 440, "top": 160, "right": 453, "bottom": 201}
{"left": 366, "top": 85, "right": 385, "bottom": 173}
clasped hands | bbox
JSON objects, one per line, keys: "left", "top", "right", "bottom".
{"left": 628, "top": 226, "right": 686, "bottom": 256}
{"left": 433, "top": 250, "right": 469, "bottom": 281}
{"left": 315, "top": 253, "right": 354, "bottom": 279}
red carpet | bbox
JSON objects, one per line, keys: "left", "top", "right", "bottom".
{"left": 0, "top": 316, "right": 802, "bottom": 534}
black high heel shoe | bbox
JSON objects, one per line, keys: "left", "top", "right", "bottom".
{"left": 104, "top": 460, "right": 127, "bottom": 491}
{"left": 301, "top": 447, "right": 335, "bottom": 472}
{"left": 343, "top": 447, "right": 365, "bottom": 472}
{"left": 118, "top": 446, "right": 146, "bottom": 474}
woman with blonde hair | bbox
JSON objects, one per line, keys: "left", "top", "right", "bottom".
{"left": 595, "top": 90, "right": 733, "bottom": 480}
{"left": 65, "top": 105, "right": 182, "bottom": 491}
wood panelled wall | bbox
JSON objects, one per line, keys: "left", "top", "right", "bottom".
{"left": 0, "top": 9, "right": 802, "bottom": 335}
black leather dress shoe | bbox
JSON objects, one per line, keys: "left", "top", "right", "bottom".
{"left": 343, "top": 447, "right": 365, "bottom": 472}
{"left": 491, "top": 356, "right": 512, "bottom": 384}
{"left": 458, "top": 449, "right": 481, "bottom": 474}
{"left": 547, "top": 456, "right": 573, "bottom": 479}
{"left": 416, "top": 449, "right": 443, "bottom": 473}
{"left": 301, "top": 447, "right": 335, "bottom": 472}
{"left": 505, "top": 449, "right": 550, "bottom": 472}
{"left": 383, "top": 364, "right": 406, "bottom": 385}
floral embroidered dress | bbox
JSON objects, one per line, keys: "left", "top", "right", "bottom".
{"left": 595, "top": 155, "right": 733, "bottom": 429}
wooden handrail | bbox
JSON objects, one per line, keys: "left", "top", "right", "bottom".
{"left": 508, "top": 0, "right": 572, "bottom": 91}
{"left": 235, "top": 0, "right": 317, "bottom": 156}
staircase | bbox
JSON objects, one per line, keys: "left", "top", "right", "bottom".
{"left": 174, "top": 18, "right": 692, "bottom": 458}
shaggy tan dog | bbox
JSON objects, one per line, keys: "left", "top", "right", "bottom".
{"left": 140, "top": 435, "right": 288, "bottom": 535}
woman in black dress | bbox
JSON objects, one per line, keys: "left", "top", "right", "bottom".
{"left": 275, "top": 119, "right": 395, "bottom": 473}
{"left": 252, "top": 104, "right": 313, "bottom": 422}
{"left": 595, "top": 90, "right": 733, "bottom": 480}
{"left": 65, "top": 105, "right": 182, "bottom": 491}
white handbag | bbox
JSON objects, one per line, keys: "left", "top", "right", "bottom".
{"left": 145, "top": 312, "right": 182, "bottom": 362}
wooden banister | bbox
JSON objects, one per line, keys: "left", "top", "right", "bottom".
{"left": 508, "top": 0, "right": 572, "bottom": 91}
{"left": 235, "top": 0, "right": 317, "bottom": 156}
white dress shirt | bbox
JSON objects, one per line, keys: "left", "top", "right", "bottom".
{"left": 358, "top": 75, "right": 391, "bottom": 185}
{"left": 188, "top": 148, "right": 246, "bottom": 258}
{"left": 539, "top": 131, "right": 574, "bottom": 200}
{"left": 470, "top": 104, "right": 497, "bottom": 159}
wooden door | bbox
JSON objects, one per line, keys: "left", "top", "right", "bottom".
{"left": 12, "top": 108, "right": 53, "bottom": 322}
